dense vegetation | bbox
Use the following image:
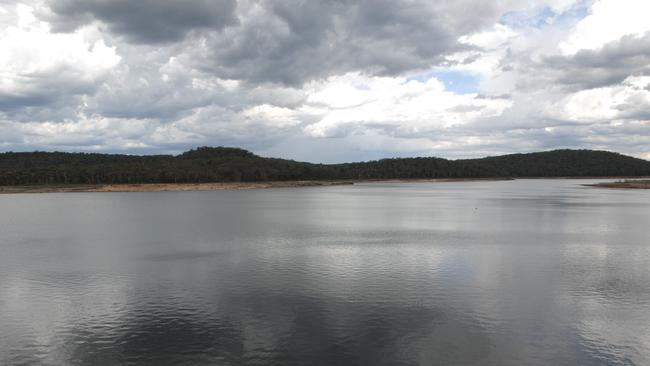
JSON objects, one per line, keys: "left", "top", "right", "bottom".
{"left": 0, "top": 147, "right": 649, "bottom": 186}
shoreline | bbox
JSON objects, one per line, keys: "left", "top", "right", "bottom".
{"left": 0, "top": 178, "right": 504, "bottom": 194}
{"left": 1, "top": 177, "right": 649, "bottom": 194}
{"left": 0, "top": 181, "right": 353, "bottom": 194}
{"left": 0, "top": 178, "right": 510, "bottom": 194}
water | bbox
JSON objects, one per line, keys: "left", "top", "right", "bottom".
{"left": 1, "top": 179, "right": 649, "bottom": 365}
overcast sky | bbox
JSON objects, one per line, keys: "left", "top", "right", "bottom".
{"left": 1, "top": 0, "right": 649, "bottom": 162}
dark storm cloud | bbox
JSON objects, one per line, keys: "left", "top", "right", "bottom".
{"left": 542, "top": 32, "right": 650, "bottom": 89}
{"left": 0, "top": 93, "right": 51, "bottom": 111}
{"left": 67, "top": 0, "right": 500, "bottom": 86}
{"left": 197, "top": 0, "right": 502, "bottom": 85}
{"left": 0, "top": 66, "right": 106, "bottom": 121}
{"left": 47, "top": 0, "right": 238, "bottom": 43}
{"left": 43, "top": 0, "right": 510, "bottom": 86}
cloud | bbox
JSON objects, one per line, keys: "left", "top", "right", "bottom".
{"left": 301, "top": 73, "right": 512, "bottom": 138}
{"left": 1, "top": 0, "right": 650, "bottom": 161}
{"left": 559, "top": 0, "right": 650, "bottom": 54}
{"left": 555, "top": 75, "right": 650, "bottom": 122}
{"left": 45, "top": 0, "right": 238, "bottom": 43}
{"left": 187, "top": 0, "right": 520, "bottom": 86}
{"left": 543, "top": 32, "right": 650, "bottom": 90}
{"left": 0, "top": 4, "right": 119, "bottom": 118}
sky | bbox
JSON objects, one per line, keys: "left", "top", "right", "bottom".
{"left": 0, "top": 0, "right": 649, "bottom": 163}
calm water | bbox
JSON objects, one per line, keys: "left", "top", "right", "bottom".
{"left": 1, "top": 179, "right": 650, "bottom": 365}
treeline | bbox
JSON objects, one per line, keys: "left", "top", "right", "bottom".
{"left": 1, "top": 146, "right": 649, "bottom": 186}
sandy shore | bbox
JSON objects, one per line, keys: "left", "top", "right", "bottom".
{"left": 360, "top": 177, "right": 514, "bottom": 183}
{"left": 0, "top": 181, "right": 354, "bottom": 194}
{"left": 586, "top": 180, "right": 650, "bottom": 189}
{"left": 0, "top": 178, "right": 520, "bottom": 194}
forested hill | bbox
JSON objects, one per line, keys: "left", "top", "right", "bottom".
{"left": 459, "top": 150, "right": 650, "bottom": 177}
{"left": 0, "top": 147, "right": 649, "bottom": 185}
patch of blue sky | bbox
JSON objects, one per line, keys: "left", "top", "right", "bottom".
{"left": 407, "top": 70, "right": 480, "bottom": 95}
{"left": 499, "top": 0, "right": 591, "bottom": 30}
{"left": 352, "top": 82, "right": 370, "bottom": 91}
{"left": 553, "top": 0, "right": 591, "bottom": 27}
{"left": 499, "top": 7, "right": 551, "bottom": 29}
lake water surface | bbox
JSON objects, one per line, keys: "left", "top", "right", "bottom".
{"left": 1, "top": 179, "right": 650, "bottom": 365}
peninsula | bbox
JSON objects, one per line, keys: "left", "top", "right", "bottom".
{"left": 586, "top": 180, "right": 650, "bottom": 189}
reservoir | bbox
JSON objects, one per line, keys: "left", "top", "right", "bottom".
{"left": 1, "top": 179, "right": 649, "bottom": 365}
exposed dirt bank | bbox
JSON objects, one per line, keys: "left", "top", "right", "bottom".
{"left": 0, "top": 181, "right": 354, "bottom": 193}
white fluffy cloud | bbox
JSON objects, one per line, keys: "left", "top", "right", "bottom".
{"left": 0, "top": 3, "right": 119, "bottom": 114}
{"left": 557, "top": 76, "right": 650, "bottom": 122}
{"left": 302, "top": 73, "right": 512, "bottom": 138}
{"left": 560, "top": 0, "right": 650, "bottom": 54}
{"left": 0, "top": 0, "right": 649, "bottom": 161}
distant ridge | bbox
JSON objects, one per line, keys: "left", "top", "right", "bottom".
{"left": 1, "top": 147, "right": 649, "bottom": 185}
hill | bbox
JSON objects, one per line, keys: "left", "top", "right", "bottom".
{"left": 0, "top": 147, "right": 649, "bottom": 186}
{"left": 460, "top": 149, "right": 650, "bottom": 177}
